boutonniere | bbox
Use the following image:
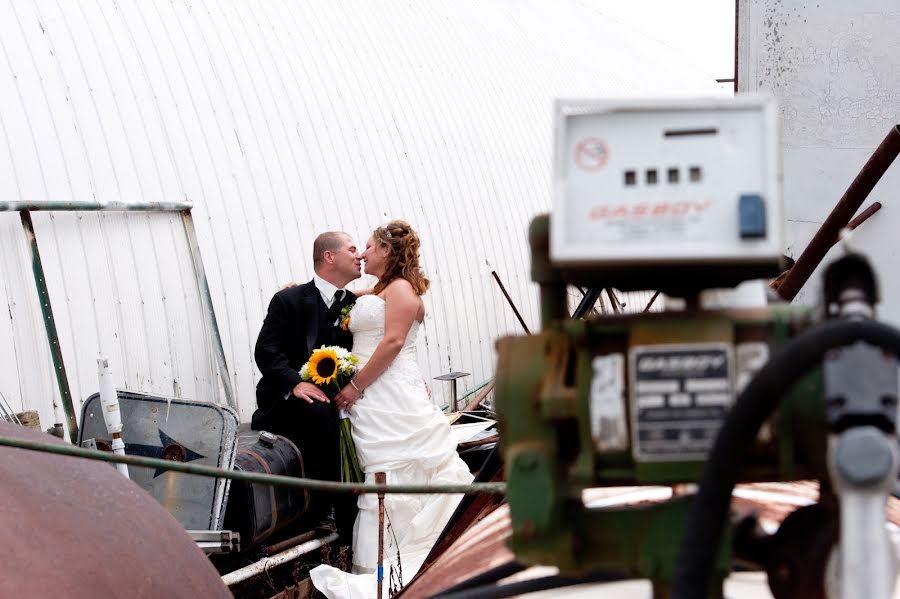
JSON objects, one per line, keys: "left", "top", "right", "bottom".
{"left": 335, "top": 302, "right": 355, "bottom": 331}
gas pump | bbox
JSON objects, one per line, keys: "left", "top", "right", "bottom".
{"left": 495, "top": 96, "right": 900, "bottom": 598}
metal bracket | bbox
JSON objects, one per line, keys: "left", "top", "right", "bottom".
{"left": 824, "top": 341, "right": 898, "bottom": 433}
{"left": 188, "top": 529, "right": 241, "bottom": 554}
{"left": 434, "top": 371, "right": 470, "bottom": 412}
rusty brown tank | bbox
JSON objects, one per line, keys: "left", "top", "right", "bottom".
{"left": 0, "top": 421, "right": 230, "bottom": 598}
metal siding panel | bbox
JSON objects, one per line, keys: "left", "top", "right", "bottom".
{"left": 3, "top": 0, "right": 721, "bottom": 423}
{"left": 172, "top": 1, "right": 265, "bottom": 410}
{"left": 0, "top": 215, "right": 60, "bottom": 427}
{"left": 738, "top": 0, "right": 900, "bottom": 325}
{"left": 151, "top": 0, "right": 247, "bottom": 391}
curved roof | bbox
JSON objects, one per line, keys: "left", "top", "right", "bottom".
{"left": 0, "top": 1, "right": 722, "bottom": 423}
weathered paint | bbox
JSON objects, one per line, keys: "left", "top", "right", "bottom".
{"left": 19, "top": 210, "right": 77, "bottom": 442}
{"left": 738, "top": 0, "right": 900, "bottom": 319}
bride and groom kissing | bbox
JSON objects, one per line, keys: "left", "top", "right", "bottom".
{"left": 251, "top": 220, "right": 472, "bottom": 595}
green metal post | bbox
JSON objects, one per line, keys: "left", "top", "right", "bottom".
{"left": 20, "top": 211, "right": 78, "bottom": 443}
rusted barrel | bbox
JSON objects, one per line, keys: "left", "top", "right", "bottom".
{"left": 0, "top": 422, "right": 230, "bottom": 598}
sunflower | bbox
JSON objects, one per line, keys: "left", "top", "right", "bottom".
{"left": 307, "top": 347, "right": 340, "bottom": 385}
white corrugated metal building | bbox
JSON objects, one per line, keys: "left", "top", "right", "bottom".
{"left": 0, "top": 1, "right": 721, "bottom": 431}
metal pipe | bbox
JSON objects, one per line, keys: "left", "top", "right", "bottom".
{"left": 181, "top": 211, "right": 237, "bottom": 411}
{"left": 733, "top": 0, "right": 739, "bottom": 93}
{"left": 847, "top": 201, "right": 882, "bottom": 232}
{"left": 263, "top": 530, "right": 318, "bottom": 556}
{"left": 0, "top": 200, "right": 192, "bottom": 212}
{"left": 449, "top": 380, "right": 459, "bottom": 413}
{"left": 491, "top": 270, "right": 532, "bottom": 335}
{"left": 0, "top": 433, "right": 507, "bottom": 495}
{"left": 463, "top": 379, "right": 496, "bottom": 412}
{"left": 376, "top": 472, "right": 387, "bottom": 599}
{"left": 20, "top": 211, "right": 78, "bottom": 444}
{"left": 643, "top": 290, "right": 662, "bottom": 313}
{"left": 97, "top": 357, "right": 129, "bottom": 479}
{"left": 222, "top": 532, "right": 339, "bottom": 587}
{"left": 459, "top": 378, "right": 492, "bottom": 401}
{"left": 0, "top": 391, "right": 21, "bottom": 424}
{"left": 605, "top": 288, "right": 621, "bottom": 313}
{"left": 778, "top": 126, "right": 900, "bottom": 301}
{"left": 457, "top": 435, "right": 499, "bottom": 451}
{"left": 829, "top": 428, "right": 899, "bottom": 599}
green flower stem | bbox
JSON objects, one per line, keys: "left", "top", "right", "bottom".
{"left": 339, "top": 417, "right": 364, "bottom": 483}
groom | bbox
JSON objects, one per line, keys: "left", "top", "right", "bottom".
{"left": 252, "top": 231, "right": 361, "bottom": 539}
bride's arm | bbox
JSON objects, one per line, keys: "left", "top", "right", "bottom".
{"left": 334, "top": 279, "right": 421, "bottom": 409}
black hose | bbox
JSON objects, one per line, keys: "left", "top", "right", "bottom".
{"left": 433, "top": 569, "right": 627, "bottom": 599}
{"left": 672, "top": 319, "right": 900, "bottom": 598}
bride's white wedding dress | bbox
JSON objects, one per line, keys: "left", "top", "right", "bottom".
{"left": 310, "top": 295, "right": 474, "bottom": 598}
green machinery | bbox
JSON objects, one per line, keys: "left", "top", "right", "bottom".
{"left": 495, "top": 98, "right": 900, "bottom": 598}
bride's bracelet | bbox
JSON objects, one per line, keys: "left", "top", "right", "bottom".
{"left": 350, "top": 379, "right": 364, "bottom": 397}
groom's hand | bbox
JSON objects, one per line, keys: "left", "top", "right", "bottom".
{"left": 292, "top": 381, "right": 329, "bottom": 404}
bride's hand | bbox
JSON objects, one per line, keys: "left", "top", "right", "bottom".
{"left": 334, "top": 383, "right": 363, "bottom": 411}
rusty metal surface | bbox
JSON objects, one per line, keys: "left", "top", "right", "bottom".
{"left": 735, "top": 481, "right": 900, "bottom": 529}
{"left": 0, "top": 422, "right": 230, "bottom": 598}
{"left": 402, "top": 481, "right": 900, "bottom": 597}
{"left": 778, "top": 125, "right": 900, "bottom": 301}
{"left": 399, "top": 501, "right": 516, "bottom": 599}
{"left": 846, "top": 201, "right": 882, "bottom": 232}
{"left": 415, "top": 467, "right": 506, "bottom": 577}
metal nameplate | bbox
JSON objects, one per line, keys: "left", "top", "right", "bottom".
{"left": 629, "top": 343, "right": 734, "bottom": 461}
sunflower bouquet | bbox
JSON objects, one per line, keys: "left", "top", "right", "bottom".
{"left": 300, "top": 346, "right": 364, "bottom": 483}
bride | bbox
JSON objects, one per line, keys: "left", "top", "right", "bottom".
{"left": 310, "top": 220, "right": 474, "bottom": 598}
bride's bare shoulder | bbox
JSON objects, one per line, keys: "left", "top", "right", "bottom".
{"left": 383, "top": 278, "right": 425, "bottom": 317}
{"left": 383, "top": 278, "right": 417, "bottom": 297}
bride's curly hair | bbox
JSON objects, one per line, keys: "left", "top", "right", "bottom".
{"left": 372, "top": 220, "right": 430, "bottom": 296}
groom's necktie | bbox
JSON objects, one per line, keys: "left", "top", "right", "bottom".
{"left": 328, "top": 290, "right": 347, "bottom": 323}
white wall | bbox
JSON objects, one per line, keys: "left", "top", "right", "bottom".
{"left": 738, "top": 0, "right": 900, "bottom": 317}
{"left": 0, "top": 0, "right": 720, "bottom": 428}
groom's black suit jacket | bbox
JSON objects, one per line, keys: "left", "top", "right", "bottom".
{"left": 252, "top": 280, "right": 356, "bottom": 428}
{"left": 251, "top": 281, "right": 356, "bottom": 480}
{"left": 250, "top": 279, "right": 357, "bottom": 534}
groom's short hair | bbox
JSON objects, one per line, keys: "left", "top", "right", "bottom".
{"left": 313, "top": 231, "right": 349, "bottom": 266}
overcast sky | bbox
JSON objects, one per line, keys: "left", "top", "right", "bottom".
{"left": 590, "top": 0, "right": 736, "bottom": 83}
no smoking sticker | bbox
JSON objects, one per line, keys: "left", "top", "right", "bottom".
{"left": 575, "top": 138, "right": 609, "bottom": 171}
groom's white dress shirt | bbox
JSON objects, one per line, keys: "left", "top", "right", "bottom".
{"left": 314, "top": 274, "right": 346, "bottom": 308}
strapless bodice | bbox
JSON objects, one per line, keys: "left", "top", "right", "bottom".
{"left": 348, "top": 295, "right": 420, "bottom": 367}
